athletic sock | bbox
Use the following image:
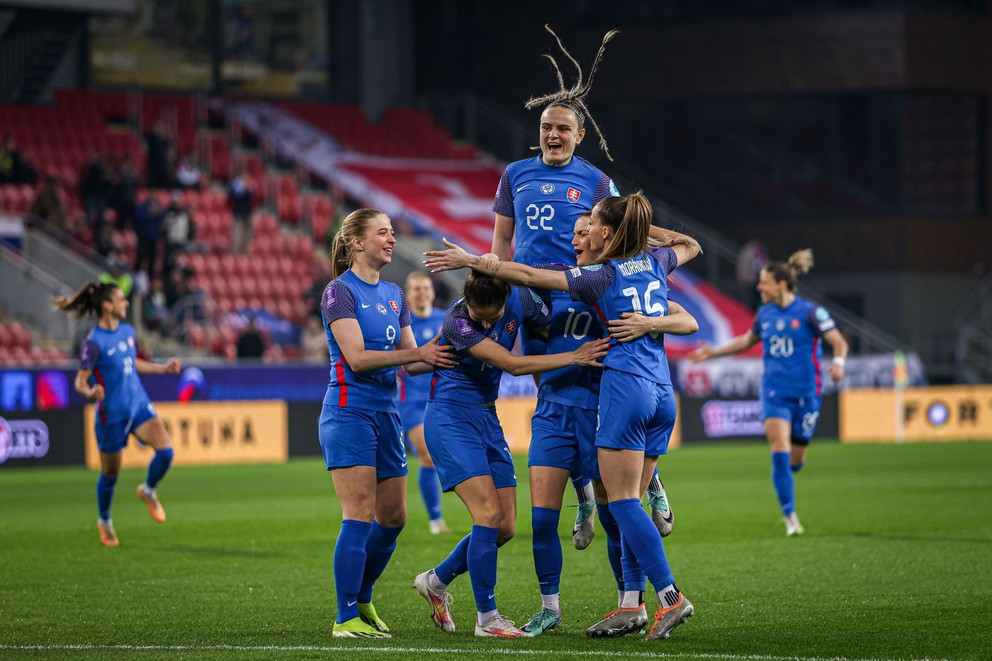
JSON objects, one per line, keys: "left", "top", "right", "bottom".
{"left": 658, "top": 583, "right": 681, "bottom": 609}
{"left": 435, "top": 533, "right": 471, "bottom": 585}
{"left": 531, "top": 506, "right": 562, "bottom": 596}
{"left": 596, "top": 501, "right": 624, "bottom": 590}
{"left": 419, "top": 466, "right": 443, "bottom": 521}
{"left": 145, "top": 448, "right": 173, "bottom": 490}
{"left": 610, "top": 498, "right": 675, "bottom": 591}
{"left": 333, "top": 519, "right": 372, "bottom": 624}
{"left": 97, "top": 474, "right": 118, "bottom": 521}
{"left": 467, "top": 524, "right": 499, "bottom": 613}
{"left": 772, "top": 451, "right": 796, "bottom": 515}
{"left": 357, "top": 520, "right": 404, "bottom": 603}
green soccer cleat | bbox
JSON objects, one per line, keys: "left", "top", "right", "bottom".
{"left": 572, "top": 501, "right": 596, "bottom": 550}
{"left": 358, "top": 602, "right": 389, "bottom": 633}
{"left": 521, "top": 607, "right": 562, "bottom": 636}
{"left": 648, "top": 485, "right": 674, "bottom": 537}
{"left": 332, "top": 616, "right": 391, "bottom": 638}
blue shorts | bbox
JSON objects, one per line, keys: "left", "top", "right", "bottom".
{"left": 318, "top": 405, "right": 407, "bottom": 478}
{"left": 529, "top": 398, "right": 600, "bottom": 479}
{"left": 596, "top": 369, "right": 676, "bottom": 457}
{"left": 95, "top": 400, "right": 157, "bottom": 453}
{"left": 761, "top": 392, "right": 821, "bottom": 445}
{"left": 424, "top": 399, "right": 516, "bottom": 492}
{"left": 398, "top": 399, "right": 427, "bottom": 436}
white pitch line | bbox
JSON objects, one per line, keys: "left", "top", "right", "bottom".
{"left": 0, "top": 644, "right": 962, "bottom": 661}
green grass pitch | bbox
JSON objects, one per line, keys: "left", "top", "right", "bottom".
{"left": 1, "top": 440, "right": 990, "bottom": 660}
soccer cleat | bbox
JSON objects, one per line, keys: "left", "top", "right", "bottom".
{"left": 412, "top": 571, "right": 455, "bottom": 632}
{"left": 475, "top": 613, "right": 531, "bottom": 638}
{"left": 97, "top": 519, "right": 119, "bottom": 547}
{"left": 585, "top": 605, "right": 648, "bottom": 637}
{"left": 521, "top": 607, "right": 562, "bottom": 636}
{"left": 136, "top": 484, "right": 166, "bottom": 523}
{"left": 332, "top": 616, "right": 391, "bottom": 638}
{"left": 648, "top": 485, "right": 674, "bottom": 537}
{"left": 785, "top": 512, "right": 804, "bottom": 537}
{"left": 357, "top": 602, "right": 389, "bottom": 633}
{"left": 572, "top": 501, "right": 596, "bottom": 550}
{"left": 644, "top": 594, "right": 694, "bottom": 640}
{"left": 428, "top": 518, "right": 451, "bottom": 535}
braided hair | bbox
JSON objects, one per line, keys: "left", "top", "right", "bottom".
{"left": 525, "top": 24, "right": 620, "bottom": 161}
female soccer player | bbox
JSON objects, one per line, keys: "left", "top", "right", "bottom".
{"left": 689, "top": 249, "right": 848, "bottom": 536}
{"left": 397, "top": 271, "right": 450, "bottom": 534}
{"left": 518, "top": 214, "right": 699, "bottom": 637}
{"left": 426, "top": 190, "right": 700, "bottom": 641}
{"left": 490, "top": 25, "right": 670, "bottom": 544}
{"left": 319, "top": 209, "right": 455, "bottom": 639}
{"left": 53, "top": 283, "right": 181, "bottom": 547}
{"left": 411, "top": 270, "right": 608, "bottom": 638}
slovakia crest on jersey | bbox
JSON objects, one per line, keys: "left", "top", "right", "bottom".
{"left": 504, "top": 320, "right": 517, "bottom": 335}
{"left": 791, "top": 318, "right": 801, "bottom": 329}
{"left": 566, "top": 187, "right": 581, "bottom": 203}
{"left": 389, "top": 300, "right": 400, "bottom": 313}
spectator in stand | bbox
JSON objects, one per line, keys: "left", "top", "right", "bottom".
{"left": 99, "top": 255, "right": 134, "bottom": 300}
{"left": 145, "top": 119, "right": 176, "bottom": 189}
{"left": 133, "top": 197, "right": 165, "bottom": 277}
{"left": 143, "top": 276, "right": 172, "bottom": 336}
{"left": 236, "top": 316, "right": 266, "bottom": 359}
{"left": 175, "top": 154, "right": 203, "bottom": 190}
{"left": 113, "top": 154, "right": 141, "bottom": 231}
{"left": 228, "top": 173, "right": 255, "bottom": 255}
{"left": 163, "top": 194, "right": 195, "bottom": 275}
{"left": 300, "top": 313, "right": 329, "bottom": 363}
{"left": 81, "top": 155, "right": 111, "bottom": 233}
{"left": 0, "top": 137, "right": 37, "bottom": 185}
{"left": 28, "top": 175, "right": 68, "bottom": 233}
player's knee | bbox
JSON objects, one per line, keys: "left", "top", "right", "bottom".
{"left": 497, "top": 522, "right": 515, "bottom": 547}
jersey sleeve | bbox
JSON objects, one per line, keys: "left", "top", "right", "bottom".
{"left": 322, "top": 280, "right": 356, "bottom": 324}
{"left": 520, "top": 287, "right": 551, "bottom": 328}
{"left": 750, "top": 313, "right": 762, "bottom": 337}
{"left": 593, "top": 173, "right": 620, "bottom": 202}
{"left": 79, "top": 338, "right": 100, "bottom": 370}
{"left": 492, "top": 169, "right": 514, "bottom": 216}
{"left": 648, "top": 246, "right": 679, "bottom": 276}
{"left": 398, "top": 290, "right": 412, "bottom": 328}
{"left": 564, "top": 263, "right": 614, "bottom": 305}
{"left": 442, "top": 307, "right": 490, "bottom": 353}
{"left": 808, "top": 304, "right": 837, "bottom": 336}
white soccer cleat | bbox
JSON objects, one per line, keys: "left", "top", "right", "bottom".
{"left": 784, "top": 512, "right": 804, "bottom": 537}
{"left": 412, "top": 571, "right": 456, "bottom": 632}
{"left": 475, "top": 613, "right": 531, "bottom": 638}
{"left": 428, "top": 517, "right": 451, "bottom": 535}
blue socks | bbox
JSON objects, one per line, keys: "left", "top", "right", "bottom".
{"left": 333, "top": 519, "right": 371, "bottom": 624}
{"left": 357, "top": 521, "right": 404, "bottom": 603}
{"left": 467, "top": 524, "right": 499, "bottom": 613}
{"left": 146, "top": 448, "right": 173, "bottom": 489}
{"left": 596, "top": 501, "right": 625, "bottom": 590}
{"left": 620, "top": 532, "right": 647, "bottom": 593}
{"left": 436, "top": 533, "right": 471, "bottom": 584}
{"left": 96, "top": 474, "right": 118, "bottom": 520}
{"left": 418, "top": 466, "right": 443, "bottom": 521}
{"left": 609, "top": 498, "right": 674, "bottom": 591}
{"left": 772, "top": 451, "right": 795, "bottom": 515}
{"left": 531, "top": 507, "right": 562, "bottom": 595}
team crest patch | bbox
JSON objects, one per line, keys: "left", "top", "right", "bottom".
{"left": 377, "top": 303, "right": 388, "bottom": 315}
{"left": 791, "top": 318, "right": 801, "bottom": 329}
{"left": 776, "top": 320, "right": 785, "bottom": 331}
{"left": 504, "top": 320, "right": 517, "bottom": 335}
{"left": 566, "top": 187, "right": 581, "bottom": 203}
{"left": 541, "top": 183, "right": 555, "bottom": 195}
{"left": 389, "top": 300, "right": 400, "bottom": 313}
{"left": 127, "top": 337, "right": 134, "bottom": 348}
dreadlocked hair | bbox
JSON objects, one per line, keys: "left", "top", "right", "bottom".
{"left": 763, "top": 249, "right": 814, "bottom": 292}
{"left": 524, "top": 24, "right": 620, "bottom": 161}
{"left": 51, "top": 282, "right": 118, "bottom": 318}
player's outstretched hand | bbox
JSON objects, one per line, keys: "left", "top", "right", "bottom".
{"left": 424, "top": 239, "right": 477, "bottom": 273}
{"left": 572, "top": 337, "right": 611, "bottom": 367}
{"left": 419, "top": 334, "right": 457, "bottom": 369}
{"left": 688, "top": 342, "right": 713, "bottom": 363}
{"left": 164, "top": 358, "right": 182, "bottom": 375}
{"left": 89, "top": 384, "right": 106, "bottom": 401}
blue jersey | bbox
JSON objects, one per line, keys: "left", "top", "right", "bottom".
{"left": 80, "top": 323, "right": 150, "bottom": 424}
{"left": 751, "top": 296, "right": 836, "bottom": 398}
{"left": 533, "top": 267, "right": 606, "bottom": 411}
{"left": 493, "top": 155, "right": 618, "bottom": 266}
{"left": 321, "top": 270, "right": 412, "bottom": 412}
{"left": 397, "top": 307, "right": 446, "bottom": 408}
{"left": 430, "top": 287, "right": 550, "bottom": 405}
{"left": 565, "top": 247, "right": 679, "bottom": 385}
